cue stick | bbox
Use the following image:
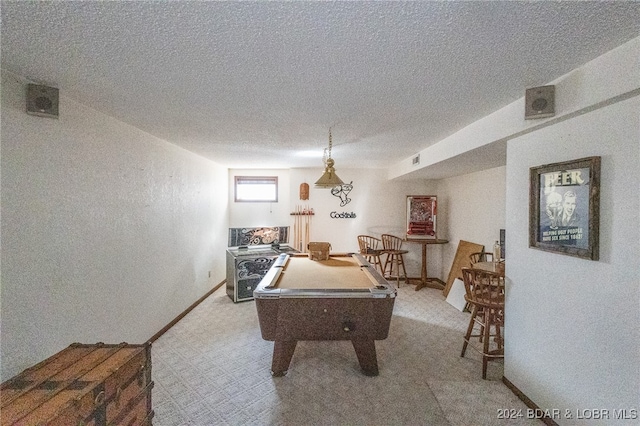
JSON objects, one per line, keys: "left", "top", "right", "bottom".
{"left": 297, "top": 205, "right": 302, "bottom": 252}
{"left": 305, "top": 208, "right": 310, "bottom": 252}
{"left": 294, "top": 204, "right": 297, "bottom": 251}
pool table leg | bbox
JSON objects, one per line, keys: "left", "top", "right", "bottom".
{"left": 271, "top": 340, "right": 297, "bottom": 377}
{"left": 351, "top": 339, "right": 379, "bottom": 376}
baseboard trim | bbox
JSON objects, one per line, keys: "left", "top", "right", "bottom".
{"left": 148, "top": 280, "right": 226, "bottom": 343}
{"left": 502, "top": 376, "right": 559, "bottom": 426}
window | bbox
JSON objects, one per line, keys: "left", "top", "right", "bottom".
{"left": 234, "top": 176, "right": 278, "bottom": 202}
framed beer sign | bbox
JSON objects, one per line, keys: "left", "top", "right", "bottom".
{"left": 406, "top": 195, "right": 437, "bottom": 239}
{"left": 529, "top": 156, "right": 600, "bottom": 260}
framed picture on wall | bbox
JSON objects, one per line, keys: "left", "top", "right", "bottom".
{"left": 406, "top": 195, "right": 437, "bottom": 239}
{"left": 529, "top": 156, "right": 600, "bottom": 260}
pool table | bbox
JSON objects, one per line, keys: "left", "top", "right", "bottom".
{"left": 253, "top": 253, "right": 396, "bottom": 376}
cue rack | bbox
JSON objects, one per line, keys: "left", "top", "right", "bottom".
{"left": 291, "top": 205, "right": 313, "bottom": 253}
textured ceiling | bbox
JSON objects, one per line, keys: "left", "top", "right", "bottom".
{"left": 2, "top": 1, "right": 639, "bottom": 177}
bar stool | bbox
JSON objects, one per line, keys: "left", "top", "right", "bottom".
{"left": 469, "top": 252, "right": 494, "bottom": 265}
{"left": 357, "top": 235, "right": 385, "bottom": 275}
{"left": 460, "top": 267, "right": 504, "bottom": 379}
{"left": 381, "top": 234, "right": 408, "bottom": 286}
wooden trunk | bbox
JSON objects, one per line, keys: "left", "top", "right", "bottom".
{"left": 1, "top": 342, "right": 153, "bottom": 426}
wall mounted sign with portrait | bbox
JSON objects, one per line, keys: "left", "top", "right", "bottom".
{"left": 529, "top": 156, "right": 600, "bottom": 260}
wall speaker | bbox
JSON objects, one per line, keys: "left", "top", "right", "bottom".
{"left": 26, "top": 83, "right": 59, "bottom": 118}
{"left": 525, "top": 85, "right": 555, "bottom": 119}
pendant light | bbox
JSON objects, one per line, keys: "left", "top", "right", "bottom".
{"left": 315, "top": 128, "right": 344, "bottom": 188}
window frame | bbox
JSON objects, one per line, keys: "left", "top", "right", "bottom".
{"left": 234, "top": 176, "right": 279, "bottom": 203}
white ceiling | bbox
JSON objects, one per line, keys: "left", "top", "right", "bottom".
{"left": 2, "top": 1, "right": 639, "bottom": 178}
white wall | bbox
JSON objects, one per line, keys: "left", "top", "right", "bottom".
{"left": 1, "top": 71, "right": 229, "bottom": 380}
{"left": 438, "top": 166, "right": 506, "bottom": 265}
{"left": 228, "top": 167, "right": 444, "bottom": 278}
{"left": 502, "top": 40, "right": 640, "bottom": 423}
{"left": 505, "top": 95, "right": 639, "bottom": 423}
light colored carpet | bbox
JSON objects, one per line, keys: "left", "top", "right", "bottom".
{"left": 152, "top": 284, "right": 541, "bottom": 426}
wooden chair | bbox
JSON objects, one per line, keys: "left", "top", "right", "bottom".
{"left": 460, "top": 267, "right": 504, "bottom": 379}
{"left": 469, "top": 252, "right": 494, "bottom": 265}
{"left": 381, "top": 234, "right": 409, "bottom": 286}
{"left": 357, "top": 235, "right": 385, "bottom": 274}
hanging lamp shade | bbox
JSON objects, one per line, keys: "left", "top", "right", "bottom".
{"left": 315, "top": 129, "right": 344, "bottom": 188}
{"left": 315, "top": 158, "right": 344, "bottom": 187}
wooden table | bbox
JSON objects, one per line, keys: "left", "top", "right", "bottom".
{"left": 472, "top": 261, "right": 505, "bottom": 277}
{"left": 403, "top": 238, "right": 449, "bottom": 291}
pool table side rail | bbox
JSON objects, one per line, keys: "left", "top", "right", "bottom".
{"left": 253, "top": 253, "right": 396, "bottom": 299}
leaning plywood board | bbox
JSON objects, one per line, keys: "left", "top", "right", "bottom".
{"left": 443, "top": 240, "right": 484, "bottom": 297}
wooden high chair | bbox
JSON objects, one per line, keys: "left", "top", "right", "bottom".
{"left": 357, "top": 235, "right": 385, "bottom": 274}
{"left": 460, "top": 267, "right": 505, "bottom": 379}
{"left": 381, "top": 234, "right": 409, "bottom": 286}
{"left": 469, "top": 252, "right": 494, "bottom": 265}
